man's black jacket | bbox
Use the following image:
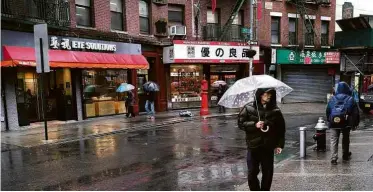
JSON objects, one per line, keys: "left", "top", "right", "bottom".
{"left": 238, "top": 89, "right": 286, "bottom": 149}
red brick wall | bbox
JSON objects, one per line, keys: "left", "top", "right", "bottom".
{"left": 93, "top": 0, "right": 111, "bottom": 31}
{"left": 68, "top": 0, "right": 252, "bottom": 41}
{"left": 258, "top": 0, "right": 336, "bottom": 48}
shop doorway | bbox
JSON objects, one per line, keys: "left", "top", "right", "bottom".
{"left": 209, "top": 65, "right": 239, "bottom": 106}
{"left": 16, "top": 68, "right": 75, "bottom": 125}
{"left": 137, "top": 57, "right": 155, "bottom": 112}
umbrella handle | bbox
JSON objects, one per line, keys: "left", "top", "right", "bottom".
{"left": 261, "top": 126, "right": 269, "bottom": 133}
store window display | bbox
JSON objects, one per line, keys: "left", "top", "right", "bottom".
{"left": 82, "top": 69, "right": 128, "bottom": 118}
{"left": 210, "top": 65, "right": 238, "bottom": 106}
{"left": 170, "top": 65, "right": 203, "bottom": 109}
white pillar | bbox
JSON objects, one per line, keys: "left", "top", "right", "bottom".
{"left": 75, "top": 75, "right": 83, "bottom": 121}
{"left": 3, "top": 69, "right": 20, "bottom": 130}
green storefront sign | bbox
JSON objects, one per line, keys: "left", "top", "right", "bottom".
{"left": 276, "top": 49, "right": 340, "bottom": 65}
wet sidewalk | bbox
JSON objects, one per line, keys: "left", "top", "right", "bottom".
{"left": 1, "top": 103, "right": 326, "bottom": 148}
{"left": 236, "top": 124, "right": 373, "bottom": 191}
{"left": 1, "top": 108, "right": 240, "bottom": 148}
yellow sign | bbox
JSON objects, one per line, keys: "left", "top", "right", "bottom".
{"left": 333, "top": 117, "right": 341, "bottom": 123}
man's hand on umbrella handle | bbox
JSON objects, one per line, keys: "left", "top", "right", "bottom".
{"left": 256, "top": 121, "right": 264, "bottom": 129}
{"left": 275, "top": 148, "right": 282, "bottom": 155}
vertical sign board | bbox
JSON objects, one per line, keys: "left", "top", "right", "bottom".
{"left": 34, "top": 24, "right": 50, "bottom": 140}
{"left": 34, "top": 24, "right": 50, "bottom": 73}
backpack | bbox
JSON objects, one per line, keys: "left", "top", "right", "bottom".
{"left": 329, "top": 95, "right": 353, "bottom": 129}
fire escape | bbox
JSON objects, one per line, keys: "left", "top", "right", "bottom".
{"left": 1, "top": 0, "right": 70, "bottom": 28}
{"left": 218, "top": 0, "right": 247, "bottom": 41}
{"left": 286, "top": 0, "right": 331, "bottom": 49}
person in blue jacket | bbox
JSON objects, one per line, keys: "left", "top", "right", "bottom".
{"left": 326, "top": 82, "right": 360, "bottom": 165}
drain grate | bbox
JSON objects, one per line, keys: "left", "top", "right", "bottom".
{"left": 368, "top": 154, "right": 373, "bottom": 162}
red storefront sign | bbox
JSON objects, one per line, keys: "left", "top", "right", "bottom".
{"left": 325, "top": 52, "right": 340, "bottom": 64}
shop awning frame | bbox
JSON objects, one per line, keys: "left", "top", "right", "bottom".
{"left": 1, "top": 46, "right": 149, "bottom": 69}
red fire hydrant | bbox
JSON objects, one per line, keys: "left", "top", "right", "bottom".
{"left": 200, "top": 77, "right": 209, "bottom": 116}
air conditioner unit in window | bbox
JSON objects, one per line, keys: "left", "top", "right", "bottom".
{"left": 169, "top": 25, "right": 186, "bottom": 36}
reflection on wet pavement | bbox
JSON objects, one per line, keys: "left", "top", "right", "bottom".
{"left": 2, "top": 113, "right": 356, "bottom": 191}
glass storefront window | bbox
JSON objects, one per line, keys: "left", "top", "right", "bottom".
{"left": 15, "top": 68, "right": 73, "bottom": 124}
{"left": 137, "top": 69, "right": 148, "bottom": 95}
{"left": 170, "top": 65, "right": 203, "bottom": 108}
{"left": 82, "top": 69, "right": 128, "bottom": 118}
{"left": 210, "top": 65, "right": 239, "bottom": 106}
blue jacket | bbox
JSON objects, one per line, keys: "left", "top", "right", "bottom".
{"left": 326, "top": 82, "right": 360, "bottom": 128}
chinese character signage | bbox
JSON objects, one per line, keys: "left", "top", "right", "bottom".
{"left": 276, "top": 49, "right": 340, "bottom": 65}
{"left": 49, "top": 36, "right": 117, "bottom": 52}
{"left": 163, "top": 40, "right": 260, "bottom": 64}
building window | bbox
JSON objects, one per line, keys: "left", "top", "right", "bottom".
{"left": 305, "top": 20, "right": 315, "bottom": 46}
{"left": 205, "top": 9, "right": 220, "bottom": 41}
{"left": 110, "top": 0, "right": 124, "bottom": 31}
{"left": 231, "top": 11, "right": 244, "bottom": 42}
{"left": 271, "top": 17, "right": 281, "bottom": 44}
{"left": 139, "top": 0, "right": 150, "bottom": 34}
{"left": 82, "top": 69, "right": 128, "bottom": 118}
{"left": 207, "top": 9, "right": 219, "bottom": 24}
{"left": 232, "top": 11, "right": 243, "bottom": 25}
{"left": 76, "top": 0, "right": 92, "bottom": 27}
{"left": 168, "top": 5, "right": 184, "bottom": 26}
{"left": 321, "top": 21, "right": 329, "bottom": 46}
{"left": 288, "top": 18, "right": 297, "bottom": 45}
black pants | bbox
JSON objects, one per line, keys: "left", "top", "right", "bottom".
{"left": 218, "top": 105, "right": 226, "bottom": 113}
{"left": 247, "top": 147, "right": 274, "bottom": 191}
{"left": 330, "top": 128, "right": 350, "bottom": 160}
{"left": 126, "top": 105, "right": 135, "bottom": 117}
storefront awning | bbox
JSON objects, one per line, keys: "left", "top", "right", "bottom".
{"left": 1, "top": 46, "right": 149, "bottom": 69}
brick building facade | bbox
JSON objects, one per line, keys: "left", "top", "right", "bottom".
{"left": 1, "top": 0, "right": 260, "bottom": 130}
{"left": 258, "top": 0, "right": 340, "bottom": 103}
{"left": 257, "top": 0, "right": 336, "bottom": 48}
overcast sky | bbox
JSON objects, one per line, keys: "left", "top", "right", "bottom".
{"left": 335, "top": 0, "right": 373, "bottom": 31}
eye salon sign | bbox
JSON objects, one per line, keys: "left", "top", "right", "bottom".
{"left": 49, "top": 36, "right": 117, "bottom": 52}
{"left": 163, "top": 40, "right": 260, "bottom": 64}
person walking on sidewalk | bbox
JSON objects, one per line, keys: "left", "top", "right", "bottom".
{"left": 327, "top": 82, "right": 360, "bottom": 165}
{"left": 126, "top": 90, "right": 135, "bottom": 118}
{"left": 238, "top": 88, "right": 286, "bottom": 191}
{"left": 217, "top": 84, "right": 226, "bottom": 113}
{"left": 145, "top": 91, "right": 156, "bottom": 119}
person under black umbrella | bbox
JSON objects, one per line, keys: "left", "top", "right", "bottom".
{"left": 144, "top": 90, "right": 156, "bottom": 119}
{"left": 217, "top": 84, "right": 226, "bottom": 113}
{"left": 143, "top": 81, "right": 159, "bottom": 119}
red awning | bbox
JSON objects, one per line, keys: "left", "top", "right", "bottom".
{"left": 1, "top": 46, "right": 149, "bottom": 69}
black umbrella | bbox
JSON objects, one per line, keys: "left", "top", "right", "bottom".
{"left": 143, "top": 81, "right": 160, "bottom": 92}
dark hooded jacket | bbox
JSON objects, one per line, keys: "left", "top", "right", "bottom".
{"left": 326, "top": 82, "right": 360, "bottom": 128}
{"left": 238, "top": 88, "right": 286, "bottom": 149}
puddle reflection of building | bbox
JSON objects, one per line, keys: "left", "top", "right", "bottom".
{"left": 177, "top": 162, "right": 247, "bottom": 186}
{"left": 91, "top": 127, "right": 116, "bottom": 158}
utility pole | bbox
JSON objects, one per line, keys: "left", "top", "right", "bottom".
{"left": 249, "top": 0, "right": 254, "bottom": 76}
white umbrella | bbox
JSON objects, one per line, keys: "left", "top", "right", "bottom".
{"left": 218, "top": 75, "right": 293, "bottom": 132}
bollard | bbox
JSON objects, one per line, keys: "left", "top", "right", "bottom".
{"left": 299, "top": 127, "right": 307, "bottom": 158}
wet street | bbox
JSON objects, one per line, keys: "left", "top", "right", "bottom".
{"left": 2, "top": 112, "right": 368, "bottom": 190}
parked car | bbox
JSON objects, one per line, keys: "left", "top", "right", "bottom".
{"left": 360, "top": 86, "right": 373, "bottom": 114}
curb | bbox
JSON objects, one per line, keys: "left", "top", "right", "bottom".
{"left": 22, "top": 112, "right": 237, "bottom": 147}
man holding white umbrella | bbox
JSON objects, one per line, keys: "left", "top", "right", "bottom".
{"left": 238, "top": 88, "right": 285, "bottom": 191}
{"left": 218, "top": 75, "right": 292, "bottom": 191}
